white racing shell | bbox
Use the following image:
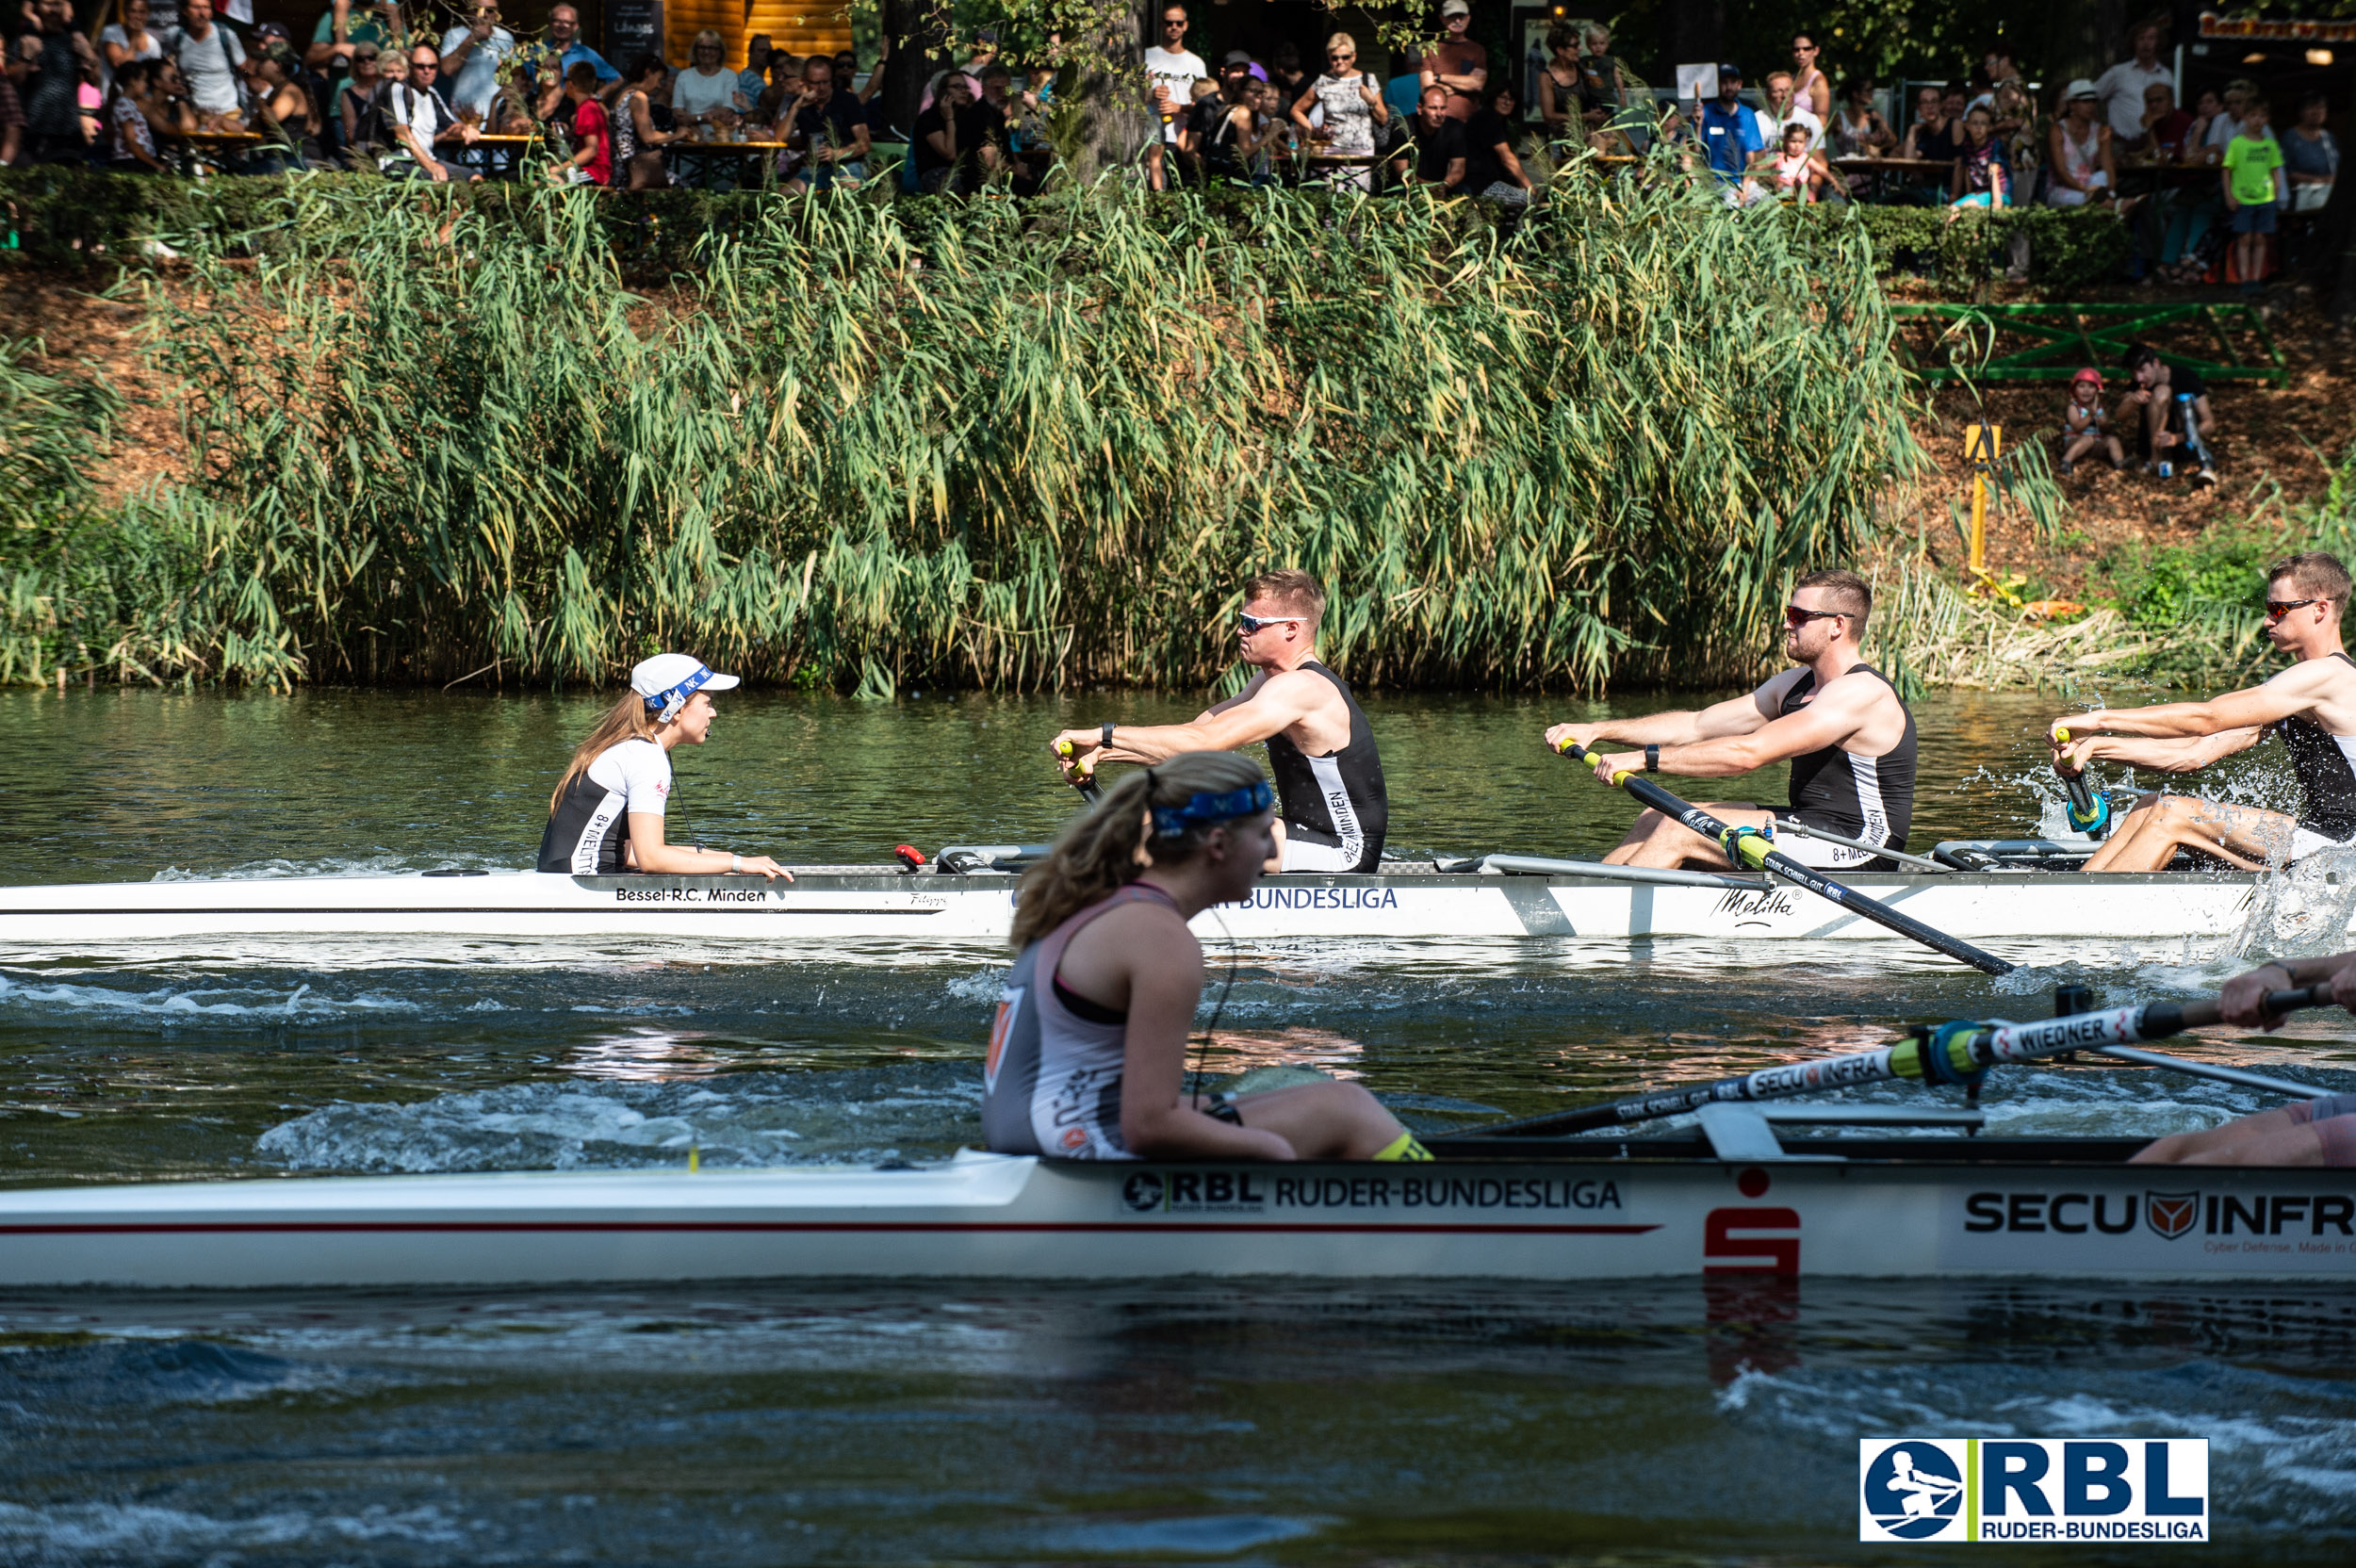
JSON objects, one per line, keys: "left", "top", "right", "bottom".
{"left": 0, "top": 864, "right": 2299, "bottom": 952}
{"left": 2, "top": 1150, "right": 2350, "bottom": 1289}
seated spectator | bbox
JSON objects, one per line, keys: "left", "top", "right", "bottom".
{"left": 2184, "top": 87, "right": 2225, "bottom": 163}
{"left": 1401, "top": 82, "right": 1466, "bottom": 192}
{"left": 755, "top": 55, "right": 801, "bottom": 126}
{"left": 1899, "top": 83, "right": 1952, "bottom": 162}
{"left": 104, "top": 54, "right": 165, "bottom": 171}
{"left": 555, "top": 59, "right": 612, "bottom": 186}
{"left": 99, "top": 0, "right": 163, "bottom": 88}
{"left": 2135, "top": 81, "right": 2193, "bottom": 160}
{"left": 308, "top": 0, "right": 398, "bottom": 112}
{"left": 2119, "top": 343, "right": 2217, "bottom": 483}
{"left": 378, "top": 50, "right": 479, "bottom": 182}
{"left": 248, "top": 41, "right": 318, "bottom": 170}
{"left": 781, "top": 53, "right": 868, "bottom": 193}
{"left": 674, "top": 30, "right": 745, "bottom": 133}
{"left": 1759, "top": 119, "right": 1831, "bottom": 204}
{"left": 335, "top": 43, "right": 384, "bottom": 164}
{"left": 1462, "top": 79, "right": 1531, "bottom": 204}
{"left": 2283, "top": 92, "right": 2337, "bottom": 213}
{"left": 2205, "top": 79, "right": 2261, "bottom": 156}
{"left": 1828, "top": 75, "right": 1892, "bottom": 159}
{"left": 2056, "top": 368, "right": 2126, "bottom": 476}
{"left": 737, "top": 34, "right": 771, "bottom": 102}
{"left": 1949, "top": 104, "right": 2011, "bottom": 210}
{"left": 2047, "top": 79, "right": 2118, "bottom": 207}
{"left": 613, "top": 54, "right": 679, "bottom": 191}
{"left": 1760, "top": 68, "right": 1822, "bottom": 150}
{"left": 1535, "top": 23, "right": 1580, "bottom": 149}
{"left": 24, "top": 0, "right": 98, "bottom": 163}
{"left": 911, "top": 69, "right": 991, "bottom": 192}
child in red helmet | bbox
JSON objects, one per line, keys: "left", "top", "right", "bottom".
{"left": 2058, "top": 368, "right": 2126, "bottom": 477}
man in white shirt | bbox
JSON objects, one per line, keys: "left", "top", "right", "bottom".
{"left": 170, "top": 0, "right": 243, "bottom": 119}
{"left": 2094, "top": 22, "right": 2173, "bottom": 142}
{"left": 1762, "top": 68, "right": 1822, "bottom": 150}
{"left": 436, "top": 2, "right": 513, "bottom": 121}
{"left": 1143, "top": 1, "right": 1206, "bottom": 188}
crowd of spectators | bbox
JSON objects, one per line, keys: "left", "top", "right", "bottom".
{"left": 0, "top": 4, "right": 2338, "bottom": 279}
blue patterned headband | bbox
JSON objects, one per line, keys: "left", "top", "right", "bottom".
{"left": 1151, "top": 779, "right": 1274, "bottom": 838}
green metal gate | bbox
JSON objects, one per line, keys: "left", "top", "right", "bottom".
{"left": 1889, "top": 302, "right": 2285, "bottom": 385}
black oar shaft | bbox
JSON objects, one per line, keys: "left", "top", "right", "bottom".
{"left": 1556, "top": 741, "right": 2015, "bottom": 975}
{"left": 1462, "top": 986, "right": 2329, "bottom": 1139}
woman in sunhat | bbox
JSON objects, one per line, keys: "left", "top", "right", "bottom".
{"left": 538, "top": 654, "right": 791, "bottom": 880}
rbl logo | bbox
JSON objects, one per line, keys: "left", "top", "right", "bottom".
{"left": 1858, "top": 1439, "right": 2208, "bottom": 1543}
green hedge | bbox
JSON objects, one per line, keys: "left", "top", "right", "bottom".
{"left": 1, "top": 165, "right": 2137, "bottom": 293}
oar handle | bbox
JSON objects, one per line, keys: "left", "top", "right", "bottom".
{"left": 1053, "top": 740, "right": 1104, "bottom": 807}
{"left": 2052, "top": 727, "right": 2109, "bottom": 835}
{"left": 2152, "top": 984, "right": 2332, "bottom": 1037}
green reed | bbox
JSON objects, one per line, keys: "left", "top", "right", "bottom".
{"left": 76, "top": 170, "right": 1927, "bottom": 691}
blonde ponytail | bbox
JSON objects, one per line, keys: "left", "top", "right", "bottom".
{"left": 1010, "top": 751, "right": 1271, "bottom": 948}
{"left": 548, "top": 692, "right": 662, "bottom": 816}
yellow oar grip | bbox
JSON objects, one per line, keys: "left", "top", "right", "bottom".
{"left": 2053, "top": 727, "right": 2072, "bottom": 743}
{"left": 1555, "top": 739, "right": 1632, "bottom": 785}
{"left": 1054, "top": 740, "right": 1074, "bottom": 758}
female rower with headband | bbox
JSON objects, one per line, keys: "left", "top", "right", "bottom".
{"left": 982, "top": 751, "right": 1429, "bottom": 1162}
{"left": 538, "top": 653, "right": 792, "bottom": 881}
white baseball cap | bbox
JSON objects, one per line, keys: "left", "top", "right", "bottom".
{"left": 630, "top": 653, "right": 740, "bottom": 718}
{"left": 1441, "top": 0, "right": 1470, "bottom": 15}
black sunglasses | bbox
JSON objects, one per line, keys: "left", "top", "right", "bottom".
{"left": 2266, "top": 597, "right": 2321, "bottom": 618}
{"left": 1785, "top": 605, "right": 1846, "bottom": 628}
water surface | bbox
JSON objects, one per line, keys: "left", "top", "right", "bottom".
{"left": 0, "top": 688, "right": 2350, "bottom": 1562}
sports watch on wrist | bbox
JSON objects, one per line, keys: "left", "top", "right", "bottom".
{"left": 1100, "top": 720, "right": 1117, "bottom": 749}
{"left": 1644, "top": 744, "right": 1661, "bottom": 773}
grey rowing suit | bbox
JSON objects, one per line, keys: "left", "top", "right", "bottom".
{"left": 982, "top": 884, "right": 1175, "bottom": 1159}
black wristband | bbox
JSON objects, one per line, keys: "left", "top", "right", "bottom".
{"left": 1645, "top": 744, "right": 1660, "bottom": 773}
{"left": 1101, "top": 720, "right": 1116, "bottom": 749}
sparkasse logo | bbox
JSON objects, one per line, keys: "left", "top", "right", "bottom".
{"left": 1859, "top": 1438, "right": 2208, "bottom": 1543}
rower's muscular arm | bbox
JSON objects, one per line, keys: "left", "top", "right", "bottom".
{"left": 1640, "top": 674, "right": 1879, "bottom": 777}
{"left": 2058, "top": 727, "right": 2264, "bottom": 774}
{"left": 1542, "top": 688, "right": 1772, "bottom": 754}
{"left": 1052, "top": 671, "right": 1324, "bottom": 768}
{"left": 2054, "top": 671, "right": 2327, "bottom": 742}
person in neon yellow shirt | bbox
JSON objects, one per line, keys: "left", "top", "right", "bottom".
{"left": 2222, "top": 97, "right": 2284, "bottom": 294}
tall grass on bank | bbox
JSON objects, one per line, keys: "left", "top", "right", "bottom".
{"left": 55, "top": 172, "right": 1927, "bottom": 691}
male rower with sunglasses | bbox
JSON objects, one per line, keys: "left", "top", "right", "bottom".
{"left": 1048, "top": 569, "right": 1388, "bottom": 872}
{"left": 1542, "top": 569, "right": 1918, "bottom": 871}
{"left": 2049, "top": 551, "right": 2356, "bottom": 872}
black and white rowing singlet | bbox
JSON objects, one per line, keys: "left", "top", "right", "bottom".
{"left": 1263, "top": 661, "right": 1388, "bottom": 874}
{"left": 2270, "top": 652, "right": 2356, "bottom": 841}
{"left": 982, "top": 883, "right": 1177, "bottom": 1159}
{"left": 537, "top": 737, "right": 672, "bottom": 874}
{"left": 1780, "top": 664, "right": 1917, "bottom": 852}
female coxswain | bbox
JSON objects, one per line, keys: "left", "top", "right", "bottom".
{"left": 538, "top": 654, "right": 792, "bottom": 880}
{"left": 982, "top": 751, "right": 1429, "bottom": 1161}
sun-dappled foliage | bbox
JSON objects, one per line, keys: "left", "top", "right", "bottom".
{"left": 13, "top": 169, "right": 1929, "bottom": 692}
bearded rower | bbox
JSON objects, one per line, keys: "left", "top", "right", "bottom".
{"left": 1542, "top": 570, "right": 1918, "bottom": 871}
{"left": 538, "top": 654, "right": 790, "bottom": 880}
{"left": 1048, "top": 569, "right": 1388, "bottom": 873}
{"left": 2052, "top": 551, "right": 2356, "bottom": 872}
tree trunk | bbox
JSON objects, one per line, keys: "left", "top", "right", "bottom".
{"left": 1060, "top": 3, "right": 1154, "bottom": 188}
{"left": 877, "top": 0, "right": 931, "bottom": 146}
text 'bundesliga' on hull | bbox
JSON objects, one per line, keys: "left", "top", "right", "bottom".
{"left": 2, "top": 1146, "right": 2349, "bottom": 1290}
{"left": 0, "top": 861, "right": 2306, "bottom": 956}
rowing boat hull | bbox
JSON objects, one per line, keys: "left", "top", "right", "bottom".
{"left": 0, "top": 867, "right": 2296, "bottom": 948}
{"left": 4, "top": 1150, "right": 2349, "bottom": 1287}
